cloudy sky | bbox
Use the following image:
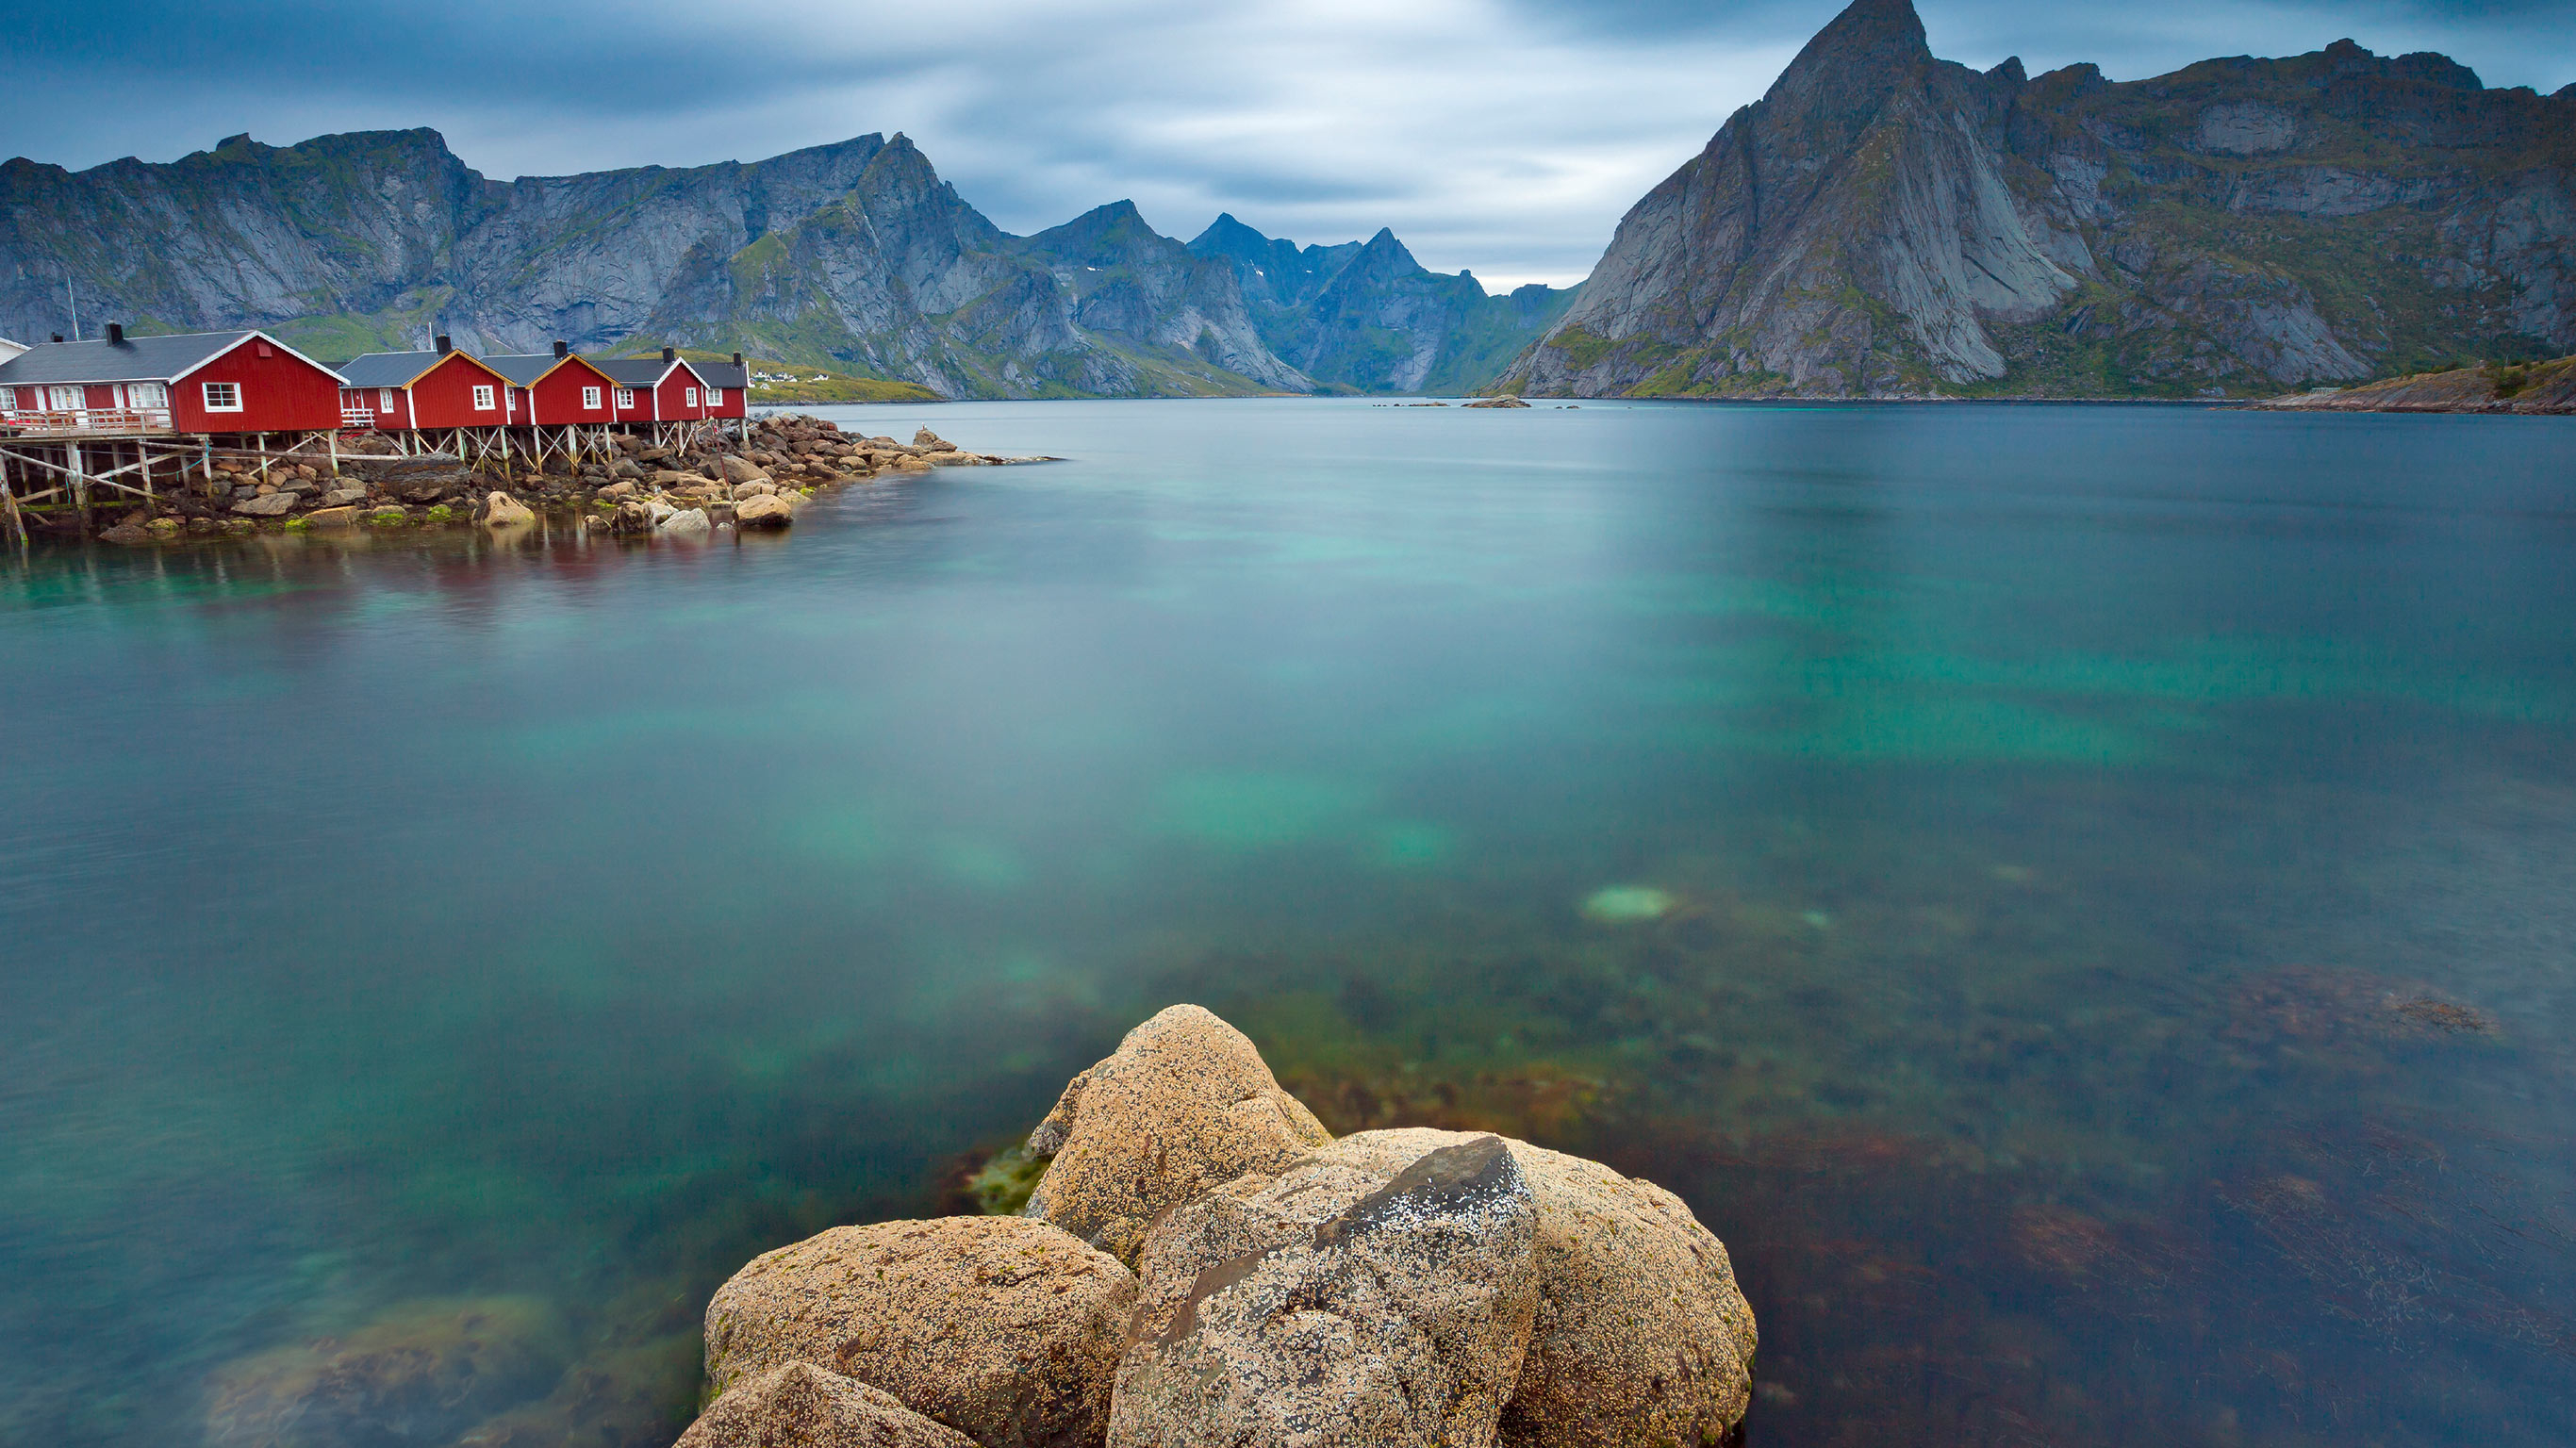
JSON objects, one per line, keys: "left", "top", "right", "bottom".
{"left": 4, "top": 0, "right": 2567, "bottom": 289}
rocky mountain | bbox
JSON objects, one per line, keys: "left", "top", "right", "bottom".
{"left": 1505, "top": 0, "right": 2576, "bottom": 399}
{"left": 1187, "top": 216, "right": 1578, "bottom": 394}
{"left": 0, "top": 130, "right": 1544, "bottom": 399}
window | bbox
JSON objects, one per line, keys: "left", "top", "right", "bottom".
{"left": 203, "top": 381, "right": 241, "bottom": 412}
{"left": 472, "top": 385, "right": 496, "bottom": 411}
{"left": 615, "top": 387, "right": 636, "bottom": 408}
{"left": 0, "top": 387, "right": 16, "bottom": 414}
{"left": 51, "top": 385, "right": 88, "bottom": 411}
{"left": 683, "top": 387, "right": 699, "bottom": 406}
{"left": 583, "top": 386, "right": 602, "bottom": 409}
{"left": 128, "top": 383, "right": 167, "bottom": 409}
{"left": 379, "top": 388, "right": 396, "bottom": 412}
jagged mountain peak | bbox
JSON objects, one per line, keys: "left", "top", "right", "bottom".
{"left": 1508, "top": 2, "right": 2573, "bottom": 402}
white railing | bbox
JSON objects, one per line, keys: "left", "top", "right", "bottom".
{"left": 0, "top": 408, "right": 176, "bottom": 436}
{"left": 342, "top": 405, "right": 380, "bottom": 428}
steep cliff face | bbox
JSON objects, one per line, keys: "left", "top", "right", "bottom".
{"left": 1186, "top": 217, "right": 1578, "bottom": 393}
{"left": 1508, "top": 0, "right": 2576, "bottom": 398}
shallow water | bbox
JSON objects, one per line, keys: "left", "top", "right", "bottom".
{"left": 3, "top": 399, "right": 2571, "bottom": 1446}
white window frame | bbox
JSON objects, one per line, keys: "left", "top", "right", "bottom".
{"left": 0, "top": 387, "right": 16, "bottom": 415}
{"left": 201, "top": 381, "right": 242, "bottom": 412}
{"left": 472, "top": 384, "right": 497, "bottom": 411}
{"left": 583, "top": 386, "right": 603, "bottom": 409}
{"left": 53, "top": 385, "right": 91, "bottom": 412}
{"left": 683, "top": 386, "right": 699, "bottom": 406}
{"left": 615, "top": 387, "right": 636, "bottom": 409}
{"left": 379, "top": 388, "right": 396, "bottom": 412}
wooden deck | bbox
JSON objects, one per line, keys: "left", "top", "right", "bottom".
{"left": 0, "top": 409, "right": 177, "bottom": 438}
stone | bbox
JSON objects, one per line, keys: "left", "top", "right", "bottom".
{"left": 652, "top": 469, "right": 698, "bottom": 486}
{"left": 230, "top": 492, "right": 296, "bottom": 517}
{"left": 731, "top": 480, "right": 777, "bottom": 501}
{"left": 1023, "top": 1004, "right": 1331, "bottom": 1263}
{"left": 366, "top": 507, "right": 410, "bottom": 526}
{"left": 1316, "top": 1128, "right": 1757, "bottom": 1448}
{"left": 914, "top": 428, "right": 956, "bottom": 452}
{"left": 660, "top": 507, "right": 711, "bottom": 535}
{"left": 320, "top": 487, "right": 367, "bottom": 507}
{"left": 608, "top": 458, "right": 642, "bottom": 480}
{"left": 678, "top": 1364, "right": 978, "bottom": 1448}
{"left": 1112, "top": 1136, "right": 1541, "bottom": 1448}
{"left": 1463, "top": 395, "right": 1531, "bottom": 408}
{"left": 735, "top": 493, "right": 794, "bottom": 529}
{"left": 893, "top": 455, "right": 932, "bottom": 473}
{"left": 98, "top": 520, "right": 153, "bottom": 545}
{"left": 610, "top": 501, "right": 656, "bottom": 535}
{"left": 927, "top": 452, "right": 983, "bottom": 467}
{"left": 635, "top": 446, "right": 670, "bottom": 463}
{"left": 705, "top": 1216, "right": 1132, "bottom": 1448}
{"left": 720, "top": 453, "right": 767, "bottom": 485}
{"left": 597, "top": 480, "right": 636, "bottom": 500}
{"left": 304, "top": 506, "right": 360, "bottom": 528}
{"left": 482, "top": 491, "right": 536, "bottom": 527}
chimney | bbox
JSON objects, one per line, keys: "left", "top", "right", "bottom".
{"left": 107, "top": 322, "right": 125, "bottom": 345}
{"left": 553, "top": 340, "right": 569, "bottom": 359}
{"left": 661, "top": 346, "right": 676, "bottom": 363}
{"left": 732, "top": 352, "right": 744, "bottom": 365}
{"left": 50, "top": 333, "right": 63, "bottom": 344}
{"left": 436, "top": 334, "right": 453, "bottom": 354}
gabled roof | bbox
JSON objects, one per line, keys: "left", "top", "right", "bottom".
{"left": 588, "top": 356, "right": 684, "bottom": 387}
{"left": 0, "top": 337, "right": 28, "bottom": 362}
{"left": 0, "top": 330, "right": 321, "bottom": 387}
{"left": 338, "top": 349, "right": 512, "bottom": 389}
{"left": 696, "top": 359, "right": 748, "bottom": 388}
{"left": 481, "top": 353, "right": 619, "bottom": 388}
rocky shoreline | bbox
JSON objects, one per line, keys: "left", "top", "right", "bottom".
{"left": 2250, "top": 356, "right": 2576, "bottom": 416}
{"left": 82, "top": 414, "right": 1050, "bottom": 547}
{"left": 675, "top": 1004, "right": 1758, "bottom": 1448}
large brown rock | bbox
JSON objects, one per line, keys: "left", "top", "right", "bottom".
{"left": 718, "top": 453, "right": 768, "bottom": 485}
{"left": 481, "top": 491, "right": 535, "bottom": 527}
{"left": 703, "top": 1216, "right": 1132, "bottom": 1448}
{"left": 1316, "top": 1128, "right": 1757, "bottom": 1448}
{"left": 1112, "top": 1135, "right": 1541, "bottom": 1448}
{"left": 1023, "top": 1004, "right": 1331, "bottom": 1262}
{"left": 676, "top": 1364, "right": 978, "bottom": 1448}
{"left": 735, "top": 493, "right": 794, "bottom": 529}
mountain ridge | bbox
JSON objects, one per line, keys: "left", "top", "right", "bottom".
{"left": 1503, "top": 0, "right": 2576, "bottom": 399}
{"left": 0, "top": 132, "right": 1569, "bottom": 400}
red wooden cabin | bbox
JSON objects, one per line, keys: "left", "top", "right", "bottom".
{"left": 0, "top": 325, "right": 346, "bottom": 436}
{"left": 338, "top": 337, "right": 516, "bottom": 431}
{"left": 699, "top": 354, "right": 749, "bottom": 420}
{"left": 591, "top": 349, "right": 718, "bottom": 423}
{"left": 482, "top": 343, "right": 620, "bottom": 428}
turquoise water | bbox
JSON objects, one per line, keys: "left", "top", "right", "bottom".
{"left": 3, "top": 399, "right": 2572, "bottom": 1446}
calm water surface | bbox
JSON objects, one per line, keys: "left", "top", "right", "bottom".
{"left": 3, "top": 399, "right": 2571, "bottom": 1446}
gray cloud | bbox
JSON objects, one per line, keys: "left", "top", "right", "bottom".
{"left": 4, "top": 0, "right": 2567, "bottom": 290}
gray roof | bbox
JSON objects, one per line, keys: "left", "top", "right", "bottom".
{"left": 589, "top": 356, "right": 679, "bottom": 387}
{"left": 337, "top": 352, "right": 446, "bottom": 388}
{"left": 481, "top": 354, "right": 566, "bottom": 387}
{"left": 698, "top": 359, "right": 748, "bottom": 388}
{"left": 0, "top": 330, "right": 272, "bottom": 387}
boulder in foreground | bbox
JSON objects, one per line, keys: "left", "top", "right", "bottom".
{"left": 675, "top": 1363, "right": 978, "bottom": 1448}
{"left": 1113, "top": 1135, "right": 1540, "bottom": 1448}
{"left": 1319, "top": 1128, "right": 1757, "bottom": 1448}
{"left": 703, "top": 1215, "right": 1131, "bottom": 1448}
{"left": 1023, "top": 1003, "right": 1332, "bottom": 1262}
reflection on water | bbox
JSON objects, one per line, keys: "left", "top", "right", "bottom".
{"left": 2, "top": 400, "right": 2571, "bottom": 1446}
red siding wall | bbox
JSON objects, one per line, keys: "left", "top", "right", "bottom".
{"left": 527, "top": 359, "right": 618, "bottom": 426}
{"left": 405, "top": 353, "right": 511, "bottom": 430}
{"left": 706, "top": 385, "right": 745, "bottom": 419}
{"left": 170, "top": 337, "right": 345, "bottom": 433}
{"left": 654, "top": 367, "right": 708, "bottom": 420}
